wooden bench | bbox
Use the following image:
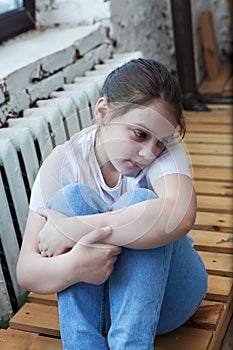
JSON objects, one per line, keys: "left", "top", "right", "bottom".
{"left": 0, "top": 104, "right": 232, "bottom": 349}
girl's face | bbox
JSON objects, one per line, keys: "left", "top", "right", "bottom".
{"left": 95, "top": 99, "right": 177, "bottom": 185}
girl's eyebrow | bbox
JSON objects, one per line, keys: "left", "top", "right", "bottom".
{"left": 110, "top": 121, "right": 175, "bottom": 140}
{"left": 132, "top": 122, "right": 175, "bottom": 140}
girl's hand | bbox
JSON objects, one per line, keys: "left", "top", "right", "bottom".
{"left": 68, "top": 227, "right": 122, "bottom": 285}
{"left": 38, "top": 208, "right": 75, "bottom": 257}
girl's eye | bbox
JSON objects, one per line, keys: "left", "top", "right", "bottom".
{"left": 134, "top": 130, "right": 147, "bottom": 139}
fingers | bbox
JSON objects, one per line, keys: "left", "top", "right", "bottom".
{"left": 78, "top": 227, "right": 121, "bottom": 255}
{"left": 79, "top": 226, "right": 112, "bottom": 245}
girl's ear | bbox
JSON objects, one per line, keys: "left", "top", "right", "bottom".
{"left": 94, "top": 97, "right": 109, "bottom": 125}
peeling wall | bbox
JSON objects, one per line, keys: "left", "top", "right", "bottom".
{"left": 110, "top": 0, "right": 176, "bottom": 70}
{"left": 35, "top": 0, "right": 111, "bottom": 28}
{"left": 110, "top": 0, "right": 232, "bottom": 83}
{"left": 35, "top": 0, "right": 232, "bottom": 83}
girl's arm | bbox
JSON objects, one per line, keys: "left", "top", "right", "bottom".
{"left": 38, "top": 173, "right": 196, "bottom": 253}
{"left": 16, "top": 210, "right": 121, "bottom": 294}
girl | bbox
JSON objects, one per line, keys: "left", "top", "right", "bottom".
{"left": 17, "top": 58, "right": 208, "bottom": 350}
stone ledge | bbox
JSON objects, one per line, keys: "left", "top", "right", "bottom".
{"left": 0, "top": 23, "right": 109, "bottom": 79}
{"left": 0, "top": 23, "right": 113, "bottom": 122}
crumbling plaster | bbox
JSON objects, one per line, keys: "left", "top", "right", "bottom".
{"left": 36, "top": 0, "right": 232, "bottom": 84}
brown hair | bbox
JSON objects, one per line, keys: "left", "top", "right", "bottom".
{"left": 100, "top": 58, "right": 186, "bottom": 139}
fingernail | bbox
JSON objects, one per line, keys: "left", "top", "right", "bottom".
{"left": 103, "top": 226, "right": 111, "bottom": 233}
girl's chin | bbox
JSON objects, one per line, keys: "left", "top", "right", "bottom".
{"left": 120, "top": 167, "right": 142, "bottom": 178}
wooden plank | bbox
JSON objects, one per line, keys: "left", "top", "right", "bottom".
{"left": 185, "top": 300, "right": 224, "bottom": 331}
{"left": 199, "top": 62, "right": 233, "bottom": 95}
{"left": 28, "top": 293, "right": 57, "bottom": 306}
{"left": 0, "top": 329, "right": 62, "bottom": 350}
{"left": 185, "top": 111, "right": 233, "bottom": 123}
{"left": 198, "top": 251, "right": 233, "bottom": 277}
{"left": 185, "top": 143, "right": 233, "bottom": 156}
{"left": 192, "top": 230, "right": 233, "bottom": 254}
{"left": 199, "top": 11, "right": 219, "bottom": 81}
{"left": 190, "top": 154, "right": 232, "bottom": 168}
{"left": 192, "top": 167, "right": 233, "bottom": 182}
{"left": 195, "top": 211, "right": 233, "bottom": 232}
{"left": 197, "top": 195, "right": 233, "bottom": 213}
{"left": 184, "top": 133, "right": 232, "bottom": 144}
{"left": 186, "top": 123, "right": 232, "bottom": 134}
{"left": 205, "top": 104, "right": 233, "bottom": 111}
{"left": 155, "top": 326, "right": 213, "bottom": 350}
{"left": 9, "top": 303, "right": 60, "bottom": 337}
{"left": 194, "top": 180, "right": 233, "bottom": 197}
{"left": 208, "top": 298, "right": 233, "bottom": 350}
{"left": 206, "top": 275, "right": 233, "bottom": 303}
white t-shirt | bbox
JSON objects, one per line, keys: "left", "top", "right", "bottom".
{"left": 30, "top": 123, "right": 192, "bottom": 211}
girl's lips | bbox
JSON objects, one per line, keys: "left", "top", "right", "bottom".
{"left": 130, "top": 160, "right": 143, "bottom": 168}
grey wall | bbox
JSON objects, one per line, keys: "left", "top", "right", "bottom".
{"left": 35, "top": 0, "right": 233, "bottom": 84}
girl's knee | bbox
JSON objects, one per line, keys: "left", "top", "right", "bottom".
{"left": 47, "top": 184, "right": 108, "bottom": 216}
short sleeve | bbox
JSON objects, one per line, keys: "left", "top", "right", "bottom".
{"left": 147, "top": 141, "right": 191, "bottom": 184}
{"left": 29, "top": 142, "right": 75, "bottom": 212}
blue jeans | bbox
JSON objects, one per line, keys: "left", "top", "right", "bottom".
{"left": 47, "top": 184, "right": 208, "bottom": 350}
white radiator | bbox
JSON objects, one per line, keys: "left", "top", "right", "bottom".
{"left": 0, "top": 51, "right": 142, "bottom": 322}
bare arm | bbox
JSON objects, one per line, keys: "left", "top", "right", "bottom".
{"left": 16, "top": 210, "right": 121, "bottom": 294}
{"left": 38, "top": 173, "right": 196, "bottom": 253}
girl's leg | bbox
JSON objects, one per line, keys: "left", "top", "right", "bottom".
{"left": 107, "top": 189, "right": 207, "bottom": 350}
{"left": 46, "top": 184, "right": 110, "bottom": 350}
{"left": 156, "top": 235, "right": 208, "bottom": 335}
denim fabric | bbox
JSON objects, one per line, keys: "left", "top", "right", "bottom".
{"left": 47, "top": 184, "right": 208, "bottom": 350}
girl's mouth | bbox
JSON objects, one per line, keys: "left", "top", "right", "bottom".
{"left": 130, "top": 160, "right": 143, "bottom": 169}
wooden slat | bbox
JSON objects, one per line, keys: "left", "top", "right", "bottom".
{"left": 198, "top": 251, "right": 233, "bottom": 277}
{"left": 207, "top": 298, "right": 233, "bottom": 350}
{"left": 185, "top": 143, "right": 233, "bottom": 156}
{"left": 185, "top": 300, "right": 224, "bottom": 331}
{"left": 206, "top": 275, "right": 233, "bottom": 303}
{"left": 0, "top": 329, "right": 62, "bottom": 350}
{"left": 192, "top": 167, "right": 232, "bottom": 182}
{"left": 184, "top": 133, "right": 232, "bottom": 144}
{"left": 192, "top": 230, "right": 233, "bottom": 254}
{"left": 9, "top": 303, "right": 60, "bottom": 337}
{"left": 197, "top": 195, "right": 233, "bottom": 213}
{"left": 190, "top": 154, "right": 232, "bottom": 168}
{"left": 205, "top": 104, "right": 233, "bottom": 111}
{"left": 194, "top": 180, "right": 233, "bottom": 197}
{"left": 185, "top": 112, "right": 233, "bottom": 123}
{"left": 28, "top": 293, "right": 57, "bottom": 306}
{"left": 186, "top": 123, "right": 232, "bottom": 134}
{"left": 156, "top": 326, "right": 213, "bottom": 350}
{"left": 195, "top": 211, "right": 233, "bottom": 232}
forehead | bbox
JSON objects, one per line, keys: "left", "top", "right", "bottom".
{"left": 111, "top": 103, "right": 177, "bottom": 139}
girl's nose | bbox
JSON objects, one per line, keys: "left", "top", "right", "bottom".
{"left": 138, "top": 141, "right": 165, "bottom": 160}
{"left": 138, "top": 144, "right": 157, "bottom": 160}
